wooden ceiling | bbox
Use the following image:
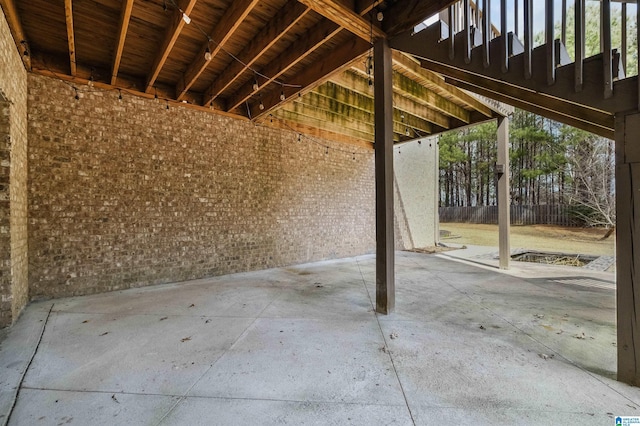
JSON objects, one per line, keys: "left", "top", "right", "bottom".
{"left": 2, "top": 0, "right": 504, "bottom": 146}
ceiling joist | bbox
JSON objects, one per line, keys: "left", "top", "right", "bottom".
{"left": 205, "top": 0, "right": 310, "bottom": 104}
{"left": 0, "top": 0, "right": 30, "bottom": 68}
{"left": 111, "top": 0, "right": 134, "bottom": 85}
{"left": 64, "top": 0, "right": 76, "bottom": 76}
{"left": 145, "top": 0, "right": 198, "bottom": 93}
{"left": 297, "top": 0, "right": 385, "bottom": 41}
{"left": 176, "top": 0, "right": 261, "bottom": 100}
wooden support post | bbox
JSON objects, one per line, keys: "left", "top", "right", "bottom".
{"left": 497, "top": 116, "right": 510, "bottom": 270}
{"left": 464, "top": 0, "right": 471, "bottom": 64}
{"left": 616, "top": 112, "right": 640, "bottom": 386}
{"left": 374, "top": 37, "right": 395, "bottom": 315}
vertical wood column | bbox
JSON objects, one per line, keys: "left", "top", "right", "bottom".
{"left": 497, "top": 116, "right": 510, "bottom": 270}
{"left": 374, "top": 37, "right": 395, "bottom": 315}
{"left": 616, "top": 112, "right": 640, "bottom": 386}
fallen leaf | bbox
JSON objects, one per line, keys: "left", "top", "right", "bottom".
{"left": 82, "top": 320, "right": 89, "bottom": 324}
{"left": 575, "top": 332, "right": 586, "bottom": 340}
{"left": 534, "top": 314, "right": 544, "bottom": 319}
{"left": 159, "top": 317, "right": 168, "bottom": 321}
{"left": 205, "top": 319, "right": 211, "bottom": 324}
{"left": 538, "top": 353, "right": 554, "bottom": 360}
{"left": 188, "top": 304, "right": 195, "bottom": 308}
{"left": 479, "top": 325, "right": 486, "bottom": 330}
{"left": 181, "top": 336, "right": 192, "bottom": 342}
{"left": 111, "top": 394, "right": 120, "bottom": 404}
{"left": 390, "top": 332, "right": 398, "bottom": 339}
{"left": 99, "top": 332, "right": 109, "bottom": 336}
{"left": 556, "top": 330, "right": 564, "bottom": 335}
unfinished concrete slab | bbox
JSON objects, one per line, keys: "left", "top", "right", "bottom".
{"left": 1, "top": 251, "right": 638, "bottom": 425}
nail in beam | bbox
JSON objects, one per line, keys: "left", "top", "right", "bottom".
{"left": 374, "top": 37, "right": 395, "bottom": 314}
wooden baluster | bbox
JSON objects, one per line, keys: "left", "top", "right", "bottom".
{"left": 546, "top": 0, "right": 555, "bottom": 85}
{"left": 483, "top": 0, "right": 490, "bottom": 67}
{"left": 602, "top": 0, "right": 612, "bottom": 98}
{"left": 449, "top": 5, "right": 455, "bottom": 60}
{"left": 575, "top": 0, "right": 584, "bottom": 91}
{"left": 524, "top": 0, "right": 532, "bottom": 79}
{"left": 501, "top": 0, "right": 507, "bottom": 72}
{"left": 464, "top": 0, "right": 471, "bottom": 64}
{"left": 561, "top": 0, "right": 567, "bottom": 45}
{"left": 514, "top": 0, "right": 519, "bottom": 37}
{"left": 622, "top": 3, "right": 627, "bottom": 75}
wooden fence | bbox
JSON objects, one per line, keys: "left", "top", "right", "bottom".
{"left": 439, "top": 205, "right": 574, "bottom": 226}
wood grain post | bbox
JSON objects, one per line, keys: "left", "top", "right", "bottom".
{"left": 374, "top": 37, "right": 395, "bottom": 315}
{"left": 616, "top": 112, "right": 640, "bottom": 386}
{"left": 497, "top": 116, "right": 510, "bottom": 270}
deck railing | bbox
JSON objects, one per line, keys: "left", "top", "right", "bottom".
{"left": 435, "top": 0, "right": 637, "bottom": 97}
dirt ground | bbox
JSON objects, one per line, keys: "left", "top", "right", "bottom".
{"left": 439, "top": 223, "right": 615, "bottom": 257}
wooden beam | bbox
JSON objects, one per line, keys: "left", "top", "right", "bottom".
{"left": 615, "top": 112, "right": 640, "bottom": 386}
{"left": 248, "top": 35, "right": 371, "bottom": 120}
{"left": 145, "top": 0, "right": 198, "bottom": 93}
{"left": 444, "top": 76, "right": 614, "bottom": 138}
{"left": 64, "top": 0, "right": 77, "bottom": 76}
{"left": 111, "top": 0, "right": 134, "bottom": 85}
{"left": 374, "top": 36, "right": 395, "bottom": 315}
{"left": 382, "top": 0, "right": 457, "bottom": 37}
{"left": 176, "top": 0, "right": 260, "bottom": 100}
{"left": 392, "top": 51, "right": 493, "bottom": 117}
{"left": 297, "top": 0, "right": 384, "bottom": 41}
{"left": 205, "top": 0, "right": 310, "bottom": 104}
{"left": 226, "top": 18, "right": 342, "bottom": 112}
{"left": 0, "top": 0, "right": 30, "bottom": 69}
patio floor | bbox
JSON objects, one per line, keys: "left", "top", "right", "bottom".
{"left": 0, "top": 250, "right": 637, "bottom": 425}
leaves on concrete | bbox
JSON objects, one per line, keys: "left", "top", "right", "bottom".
{"left": 479, "top": 325, "right": 486, "bottom": 330}
{"left": 188, "top": 304, "right": 195, "bottom": 308}
{"left": 159, "top": 317, "right": 168, "bottom": 321}
{"left": 575, "top": 332, "right": 586, "bottom": 339}
{"left": 111, "top": 394, "right": 120, "bottom": 403}
{"left": 99, "top": 332, "right": 109, "bottom": 336}
{"left": 390, "top": 332, "right": 398, "bottom": 339}
{"left": 181, "top": 336, "right": 192, "bottom": 342}
{"left": 538, "top": 353, "right": 555, "bottom": 360}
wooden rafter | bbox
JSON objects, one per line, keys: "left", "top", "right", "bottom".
{"left": 111, "top": 0, "right": 134, "bottom": 85}
{"left": 0, "top": 0, "right": 30, "bottom": 68}
{"left": 297, "top": 0, "right": 385, "bottom": 41}
{"left": 248, "top": 36, "right": 370, "bottom": 120}
{"left": 145, "top": 0, "right": 198, "bottom": 93}
{"left": 205, "top": 0, "right": 310, "bottom": 105}
{"left": 446, "top": 76, "right": 613, "bottom": 138}
{"left": 392, "top": 51, "right": 493, "bottom": 117}
{"left": 264, "top": 114, "right": 374, "bottom": 149}
{"left": 304, "top": 87, "right": 434, "bottom": 134}
{"left": 226, "top": 18, "right": 341, "bottom": 112}
{"left": 329, "top": 71, "right": 450, "bottom": 129}
{"left": 64, "top": 0, "right": 76, "bottom": 76}
{"left": 348, "top": 65, "right": 471, "bottom": 122}
{"left": 176, "top": 0, "right": 260, "bottom": 100}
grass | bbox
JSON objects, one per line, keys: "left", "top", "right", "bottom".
{"left": 439, "top": 222, "right": 615, "bottom": 257}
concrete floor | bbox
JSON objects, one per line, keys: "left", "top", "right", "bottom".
{"left": 0, "top": 250, "right": 638, "bottom": 425}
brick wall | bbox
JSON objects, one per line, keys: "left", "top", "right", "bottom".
{"left": 0, "top": 7, "right": 28, "bottom": 327}
{"left": 28, "top": 75, "right": 376, "bottom": 299}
